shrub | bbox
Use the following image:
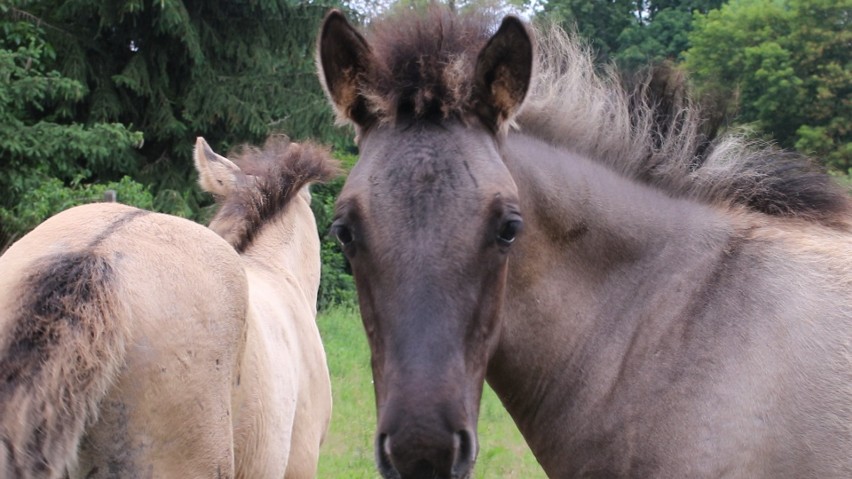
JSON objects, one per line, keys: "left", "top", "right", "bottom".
{"left": 311, "top": 150, "right": 358, "bottom": 310}
{"left": 0, "top": 175, "right": 153, "bottom": 250}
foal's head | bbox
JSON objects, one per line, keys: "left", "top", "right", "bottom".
{"left": 318, "top": 8, "right": 532, "bottom": 478}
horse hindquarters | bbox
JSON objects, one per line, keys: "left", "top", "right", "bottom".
{"left": 67, "top": 207, "right": 248, "bottom": 478}
{"left": 0, "top": 215, "right": 133, "bottom": 479}
{"left": 0, "top": 203, "right": 249, "bottom": 478}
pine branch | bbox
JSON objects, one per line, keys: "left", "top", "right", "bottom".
{"left": 4, "top": 7, "right": 74, "bottom": 39}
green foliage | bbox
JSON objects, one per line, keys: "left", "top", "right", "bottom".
{"left": 0, "top": 176, "right": 153, "bottom": 243}
{"left": 37, "top": 0, "right": 348, "bottom": 149}
{"left": 541, "top": 0, "right": 637, "bottom": 61}
{"left": 685, "top": 0, "right": 851, "bottom": 171}
{"left": 0, "top": 13, "right": 144, "bottom": 177}
{"left": 646, "top": 0, "right": 723, "bottom": 17}
{"left": 312, "top": 151, "right": 358, "bottom": 310}
{"left": 539, "top": 0, "right": 722, "bottom": 66}
{"left": 4, "top": 0, "right": 350, "bottom": 226}
{"left": 538, "top": 0, "right": 848, "bottom": 170}
{"left": 614, "top": 8, "right": 693, "bottom": 70}
{"left": 0, "top": 4, "right": 144, "bottom": 246}
{"left": 2, "top": 0, "right": 358, "bottom": 306}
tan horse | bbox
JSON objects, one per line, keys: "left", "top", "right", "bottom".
{"left": 318, "top": 6, "right": 852, "bottom": 479}
{"left": 0, "top": 136, "right": 337, "bottom": 478}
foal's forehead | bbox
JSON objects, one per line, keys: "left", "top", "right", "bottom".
{"left": 356, "top": 122, "right": 514, "bottom": 191}
{"left": 338, "top": 122, "right": 518, "bottom": 232}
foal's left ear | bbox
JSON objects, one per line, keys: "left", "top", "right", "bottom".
{"left": 194, "top": 137, "right": 246, "bottom": 197}
{"left": 472, "top": 17, "right": 533, "bottom": 131}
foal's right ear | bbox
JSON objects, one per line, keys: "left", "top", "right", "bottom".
{"left": 194, "top": 137, "right": 245, "bottom": 197}
{"left": 317, "top": 10, "right": 374, "bottom": 126}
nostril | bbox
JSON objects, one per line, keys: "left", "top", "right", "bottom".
{"left": 376, "top": 434, "right": 400, "bottom": 479}
{"left": 381, "top": 433, "right": 392, "bottom": 459}
{"left": 451, "top": 429, "right": 477, "bottom": 477}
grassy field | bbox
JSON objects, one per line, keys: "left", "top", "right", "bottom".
{"left": 316, "top": 306, "right": 546, "bottom": 478}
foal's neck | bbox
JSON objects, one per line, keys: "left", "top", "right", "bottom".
{"left": 503, "top": 133, "right": 731, "bottom": 272}
{"left": 489, "top": 133, "right": 737, "bottom": 472}
{"left": 241, "top": 200, "right": 321, "bottom": 311}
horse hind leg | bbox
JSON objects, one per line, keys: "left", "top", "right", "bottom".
{"left": 0, "top": 251, "right": 130, "bottom": 479}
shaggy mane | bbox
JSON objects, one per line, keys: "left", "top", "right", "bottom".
{"left": 357, "top": 6, "right": 851, "bottom": 227}
{"left": 209, "top": 136, "right": 340, "bottom": 252}
{"left": 518, "top": 23, "right": 852, "bottom": 227}
{"left": 357, "top": 5, "right": 496, "bottom": 122}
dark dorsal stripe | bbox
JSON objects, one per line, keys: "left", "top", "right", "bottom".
{"left": 88, "top": 210, "right": 151, "bottom": 249}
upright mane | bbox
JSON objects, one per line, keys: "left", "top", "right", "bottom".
{"left": 341, "top": 5, "right": 496, "bottom": 123}
{"left": 209, "top": 136, "right": 339, "bottom": 252}
{"left": 350, "top": 6, "right": 852, "bottom": 227}
{"left": 519, "top": 23, "right": 852, "bottom": 227}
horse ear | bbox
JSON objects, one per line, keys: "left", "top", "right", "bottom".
{"left": 472, "top": 16, "right": 533, "bottom": 131}
{"left": 194, "top": 137, "right": 245, "bottom": 197}
{"left": 317, "top": 10, "right": 375, "bottom": 126}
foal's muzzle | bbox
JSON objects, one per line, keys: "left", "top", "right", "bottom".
{"left": 377, "top": 428, "right": 477, "bottom": 479}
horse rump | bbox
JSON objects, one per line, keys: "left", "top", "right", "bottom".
{"left": 0, "top": 250, "right": 129, "bottom": 479}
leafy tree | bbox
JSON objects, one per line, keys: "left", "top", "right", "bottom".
{"left": 615, "top": 7, "right": 693, "bottom": 70}
{"left": 646, "top": 0, "right": 722, "bottom": 19}
{"left": 537, "top": 0, "right": 722, "bottom": 67}
{"left": 685, "top": 0, "right": 851, "bottom": 172}
{"left": 616, "top": 0, "right": 723, "bottom": 69}
{"left": 540, "top": 0, "right": 638, "bottom": 61}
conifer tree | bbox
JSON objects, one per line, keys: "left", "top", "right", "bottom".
{"left": 0, "top": 4, "right": 145, "bottom": 248}
{"left": 6, "top": 0, "right": 346, "bottom": 216}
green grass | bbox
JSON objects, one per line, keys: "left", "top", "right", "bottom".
{"left": 317, "top": 306, "right": 546, "bottom": 478}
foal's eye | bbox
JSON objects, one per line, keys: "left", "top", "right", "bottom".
{"left": 331, "top": 222, "right": 354, "bottom": 247}
{"left": 497, "top": 219, "right": 523, "bottom": 246}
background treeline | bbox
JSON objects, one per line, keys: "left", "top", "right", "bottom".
{"left": 2, "top": 0, "right": 850, "bottom": 308}
{"left": 543, "top": 0, "right": 850, "bottom": 173}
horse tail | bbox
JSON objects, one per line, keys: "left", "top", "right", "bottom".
{"left": 0, "top": 250, "right": 130, "bottom": 478}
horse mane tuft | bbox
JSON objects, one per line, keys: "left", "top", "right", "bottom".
{"left": 209, "top": 135, "right": 341, "bottom": 252}
{"left": 518, "top": 23, "right": 852, "bottom": 227}
{"left": 356, "top": 4, "right": 495, "bottom": 123}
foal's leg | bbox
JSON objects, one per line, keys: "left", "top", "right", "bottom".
{"left": 283, "top": 342, "right": 332, "bottom": 479}
{"left": 283, "top": 409, "right": 322, "bottom": 479}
